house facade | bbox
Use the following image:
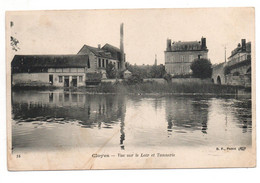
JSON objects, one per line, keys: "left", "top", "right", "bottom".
{"left": 11, "top": 55, "right": 90, "bottom": 87}
{"left": 165, "top": 37, "right": 208, "bottom": 75}
{"left": 77, "top": 44, "right": 123, "bottom": 79}
{"left": 211, "top": 39, "right": 251, "bottom": 87}
{"left": 227, "top": 39, "right": 251, "bottom": 65}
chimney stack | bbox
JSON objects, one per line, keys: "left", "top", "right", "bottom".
{"left": 201, "top": 37, "right": 206, "bottom": 49}
{"left": 166, "top": 39, "right": 172, "bottom": 51}
{"left": 120, "top": 23, "right": 125, "bottom": 70}
{"left": 241, "top": 39, "right": 246, "bottom": 51}
{"left": 98, "top": 44, "right": 101, "bottom": 49}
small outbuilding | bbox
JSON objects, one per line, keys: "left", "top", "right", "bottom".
{"left": 123, "top": 69, "right": 132, "bottom": 79}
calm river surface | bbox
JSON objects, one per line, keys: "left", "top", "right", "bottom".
{"left": 12, "top": 90, "right": 252, "bottom": 152}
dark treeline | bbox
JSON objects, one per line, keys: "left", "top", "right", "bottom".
{"left": 126, "top": 63, "right": 166, "bottom": 78}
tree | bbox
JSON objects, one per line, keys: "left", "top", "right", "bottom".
{"left": 125, "top": 73, "right": 143, "bottom": 85}
{"left": 190, "top": 58, "right": 212, "bottom": 78}
{"left": 10, "top": 36, "right": 20, "bottom": 52}
{"left": 150, "top": 64, "right": 167, "bottom": 78}
{"left": 106, "top": 62, "right": 117, "bottom": 79}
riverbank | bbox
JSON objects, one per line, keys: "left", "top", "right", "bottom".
{"left": 12, "top": 80, "right": 246, "bottom": 95}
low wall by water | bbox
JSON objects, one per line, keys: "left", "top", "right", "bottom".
{"left": 101, "top": 78, "right": 211, "bottom": 84}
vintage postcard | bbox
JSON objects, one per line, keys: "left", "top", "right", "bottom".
{"left": 6, "top": 8, "right": 255, "bottom": 170}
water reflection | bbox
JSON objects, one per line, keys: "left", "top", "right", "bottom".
{"left": 165, "top": 96, "right": 209, "bottom": 135}
{"left": 12, "top": 90, "right": 252, "bottom": 152}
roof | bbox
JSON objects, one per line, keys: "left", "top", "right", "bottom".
{"left": 102, "top": 44, "right": 122, "bottom": 61}
{"left": 171, "top": 41, "right": 205, "bottom": 51}
{"left": 228, "top": 42, "right": 251, "bottom": 59}
{"left": 173, "top": 41, "right": 200, "bottom": 46}
{"left": 102, "top": 43, "right": 121, "bottom": 52}
{"left": 77, "top": 45, "right": 114, "bottom": 59}
{"left": 124, "top": 70, "right": 132, "bottom": 74}
{"left": 11, "top": 54, "right": 90, "bottom": 68}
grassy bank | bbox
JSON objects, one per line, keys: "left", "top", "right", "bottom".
{"left": 12, "top": 80, "right": 242, "bottom": 94}
{"left": 86, "top": 82, "right": 238, "bottom": 94}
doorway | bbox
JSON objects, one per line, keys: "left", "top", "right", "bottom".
{"left": 64, "top": 76, "right": 69, "bottom": 87}
{"left": 72, "top": 76, "right": 77, "bottom": 87}
{"left": 49, "top": 75, "right": 53, "bottom": 85}
{"left": 217, "top": 76, "right": 221, "bottom": 85}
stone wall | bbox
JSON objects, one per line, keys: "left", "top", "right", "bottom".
{"left": 12, "top": 73, "right": 49, "bottom": 86}
{"left": 212, "top": 61, "right": 251, "bottom": 87}
{"left": 165, "top": 50, "right": 208, "bottom": 75}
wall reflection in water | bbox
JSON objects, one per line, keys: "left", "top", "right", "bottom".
{"left": 165, "top": 96, "right": 209, "bottom": 135}
{"left": 12, "top": 90, "right": 252, "bottom": 152}
{"left": 12, "top": 91, "right": 127, "bottom": 151}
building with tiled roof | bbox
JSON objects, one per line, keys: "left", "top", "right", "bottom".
{"left": 165, "top": 37, "right": 208, "bottom": 75}
{"left": 77, "top": 43, "right": 122, "bottom": 78}
{"left": 11, "top": 54, "right": 90, "bottom": 87}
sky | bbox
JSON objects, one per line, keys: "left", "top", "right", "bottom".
{"left": 7, "top": 8, "right": 255, "bottom": 65}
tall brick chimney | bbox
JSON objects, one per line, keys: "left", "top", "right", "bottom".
{"left": 120, "top": 23, "right": 125, "bottom": 70}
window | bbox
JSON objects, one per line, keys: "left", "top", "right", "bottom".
{"left": 56, "top": 68, "right": 62, "bottom": 73}
{"left": 59, "top": 76, "right": 63, "bottom": 83}
{"left": 102, "top": 59, "right": 105, "bottom": 67}
{"left": 79, "top": 76, "right": 83, "bottom": 82}
{"left": 98, "top": 58, "right": 101, "bottom": 67}
{"left": 106, "top": 59, "right": 108, "bottom": 67}
{"left": 48, "top": 68, "right": 55, "bottom": 73}
{"left": 63, "top": 68, "right": 70, "bottom": 73}
{"left": 77, "top": 68, "right": 84, "bottom": 73}
{"left": 70, "top": 68, "right": 77, "bottom": 73}
{"left": 189, "top": 55, "right": 194, "bottom": 62}
{"left": 181, "top": 56, "right": 184, "bottom": 62}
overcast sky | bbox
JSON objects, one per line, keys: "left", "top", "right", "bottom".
{"left": 7, "top": 8, "right": 254, "bottom": 65}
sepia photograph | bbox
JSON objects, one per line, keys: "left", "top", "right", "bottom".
{"left": 6, "top": 8, "right": 255, "bottom": 170}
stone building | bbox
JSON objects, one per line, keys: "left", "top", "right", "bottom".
{"left": 211, "top": 39, "right": 251, "bottom": 87}
{"left": 227, "top": 39, "right": 251, "bottom": 64}
{"left": 77, "top": 23, "right": 126, "bottom": 79}
{"left": 77, "top": 44, "right": 122, "bottom": 78}
{"left": 165, "top": 37, "right": 208, "bottom": 75}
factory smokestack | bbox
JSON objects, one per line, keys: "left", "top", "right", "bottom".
{"left": 120, "top": 23, "right": 125, "bottom": 70}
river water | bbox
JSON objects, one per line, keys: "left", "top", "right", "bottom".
{"left": 11, "top": 90, "right": 252, "bottom": 152}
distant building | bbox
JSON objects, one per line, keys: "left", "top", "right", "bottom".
{"left": 227, "top": 39, "right": 251, "bottom": 64}
{"left": 164, "top": 37, "right": 208, "bottom": 75}
{"left": 123, "top": 70, "right": 132, "bottom": 79}
{"left": 211, "top": 39, "right": 251, "bottom": 87}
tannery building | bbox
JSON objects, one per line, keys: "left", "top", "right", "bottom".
{"left": 11, "top": 23, "right": 127, "bottom": 87}
{"left": 165, "top": 37, "right": 208, "bottom": 75}
{"left": 11, "top": 55, "right": 90, "bottom": 87}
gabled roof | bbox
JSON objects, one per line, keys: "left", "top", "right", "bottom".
{"left": 77, "top": 44, "right": 113, "bottom": 59}
{"left": 102, "top": 43, "right": 121, "bottom": 52}
{"left": 11, "top": 54, "right": 90, "bottom": 68}
{"left": 102, "top": 43, "right": 122, "bottom": 60}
